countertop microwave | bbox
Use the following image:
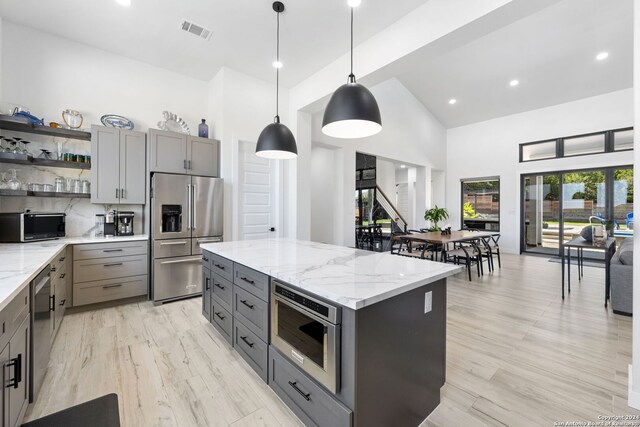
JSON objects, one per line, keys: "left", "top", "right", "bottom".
{"left": 0, "top": 212, "right": 66, "bottom": 242}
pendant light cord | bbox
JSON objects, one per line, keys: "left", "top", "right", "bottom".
{"left": 348, "top": 7, "right": 356, "bottom": 84}
{"left": 275, "top": 10, "right": 280, "bottom": 122}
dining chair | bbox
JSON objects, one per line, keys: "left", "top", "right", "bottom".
{"left": 442, "top": 241, "right": 481, "bottom": 281}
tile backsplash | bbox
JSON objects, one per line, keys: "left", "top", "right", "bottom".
{"left": 0, "top": 130, "right": 145, "bottom": 237}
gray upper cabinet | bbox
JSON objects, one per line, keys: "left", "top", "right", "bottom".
{"left": 91, "top": 125, "right": 146, "bottom": 205}
{"left": 188, "top": 136, "right": 219, "bottom": 177}
{"left": 149, "top": 129, "right": 219, "bottom": 177}
{"left": 149, "top": 129, "right": 188, "bottom": 174}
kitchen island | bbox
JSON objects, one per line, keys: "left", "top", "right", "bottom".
{"left": 200, "top": 238, "right": 462, "bottom": 427}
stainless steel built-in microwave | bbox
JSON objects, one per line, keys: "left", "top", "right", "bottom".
{"left": 0, "top": 212, "right": 66, "bottom": 242}
{"left": 270, "top": 280, "right": 341, "bottom": 393}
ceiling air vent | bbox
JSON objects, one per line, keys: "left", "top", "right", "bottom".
{"left": 181, "top": 19, "right": 213, "bottom": 41}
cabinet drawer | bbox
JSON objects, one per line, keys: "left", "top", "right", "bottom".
{"left": 0, "top": 285, "right": 29, "bottom": 352}
{"left": 153, "top": 239, "right": 191, "bottom": 259}
{"left": 73, "top": 240, "right": 148, "bottom": 260}
{"left": 211, "top": 273, "right": 233, "bottom": 313}
{"left": 269, "top": 349, "right": 352, "bottom": 427}
{"left": 74, "top": 254, "right": 148, "bottom": 283}
{"left": 233, "top": 286, "right": 268, "bottom": 343}
{"left": 210, "top": 254, "right": 233, "bottom": 282}
{"left": 211, "top": 303, "right": 232, "bottom": 345}
{"left": 234, "top": 320, "right": 268, "bottom": 382}
{"left": 50, "top": 248, "right": 68, "bottom": 273}
{"left": 234, "top": 263, "right": 269, "bottom": 302}
{"left": 73, "top": 275, "right": 148, "bottom": 306}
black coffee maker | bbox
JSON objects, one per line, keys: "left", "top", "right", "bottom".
{"left": 115, "top": 211, "right": 135, "bottom": 236}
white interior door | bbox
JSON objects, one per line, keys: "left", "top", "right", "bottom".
{"left": 238, "top": 141, "right": 278, "bottom": 240}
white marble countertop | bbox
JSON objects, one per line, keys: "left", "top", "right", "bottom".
{"left": 0, "top": 235, "right": 149, "bottom": 312}
{"left": 200, "top": 238, "right": 463, "bottom": 310}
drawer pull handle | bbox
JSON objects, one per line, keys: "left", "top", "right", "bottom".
{"left": 214, "top": 312, "right": 225, "bottom": 320}
{"left": 104, "top": 263, "right": 123, "bottom": 267}
{"left": 214, "top": 282, "right": 225, "bottom": 290}
{"left": 60, "top": 299, "right": 66, "bottom": 306}
{"left": 103, "top": 249, "right": 123, "bottom": 253}
{"left": 59, "top": 257, "right": 65, "bottom": 262}
{"left": 214, "top": 264, "right": 225, "bottom": 270}
{"left": 50, "top": 267, "right": 57, "bottom": 272}
{"left": 102, "top": 284, "right": 123, "bottom": 289}
{"left": 203, "top": 257, "right": 209, "bottom": 262}
{"left": 159, "top": 241, "right": 187, "bottom": 246}
{"left": 240, "top": 336, "right": 254, "bottom": 348}
{"left": 6, "top": 354, "right": 21, "bottom": 389}
{"left": 288, "top": 381, "right": 310, "bottom": 401}
{"left": 59, "top": 273, "right": 66, "bottom": 279}
{"left": 240, "top": 300, "right": 254, "bottom": 309}
{"left": 240, "top": 277, "right": 255, "bottom": 285}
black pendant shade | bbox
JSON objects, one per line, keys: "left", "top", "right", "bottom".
{"left": 321, "top": 6, "right": 382, "bottom": 139}
{"left": 256, "top": 118, "right": 298, "bottom": 159}
{"left": 322, "top": 79, "right": 381, "bottom": 139}
{"left": 256, "top": 1, "right": 298, "bottom": 159}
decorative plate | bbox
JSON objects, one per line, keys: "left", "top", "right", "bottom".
{"left": 101, "top": 114, "right": 135, "bottom": 130}
{"left": 157, "top": 111, "right": 190, "bottom": 134}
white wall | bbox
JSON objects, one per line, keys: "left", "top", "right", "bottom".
{"left": 446, "top": 88, "right": 634, "bottom": 254}
{"left": 310, "top": 144, "right": 342, "bottom": 244}
{"left": 376, "top": 158, "right": 397, "bottom": 201}
{"left": 2, "top": 22, "right": 208, "bottom": 131}
{"left": 209, "top": 67, "right": 288, "bottom": 241}
{"left": 308, "top": 78, "right": 446, "bottom": 245}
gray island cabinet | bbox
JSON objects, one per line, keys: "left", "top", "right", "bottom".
{"left": 200, "top": 238, "right": 462, "bottom": 427}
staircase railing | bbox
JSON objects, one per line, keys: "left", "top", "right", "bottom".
{"left": 375, "top": 185, "right": 408, "bottom": 233}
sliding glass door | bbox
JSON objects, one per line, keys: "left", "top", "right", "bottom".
{"left": 521, "top": 166, "right": 633, "bottom": 257}
{"left": 523, "top": 174, "right": 560, "bottom": 255}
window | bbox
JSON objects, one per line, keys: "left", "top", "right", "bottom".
{"left": 521, "top": 140, "right": 557, "bottom": 162}
{"left": 563, "top": 133, "right": 605, "bottom": 157}
{"left": 519, "top": 127, "right": 633, "bottom": 162}
{"left": 461, "top": 178, "right": 500, "bottom": 231}
{"left": 521, "top": 166, "right": 634, "bottom": 257}
{"left": 614, "top": 129, "right": 634, "bottom": 151}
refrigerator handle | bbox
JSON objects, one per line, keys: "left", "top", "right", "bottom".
{"left": 187, "top": 184, "right": 192, "bottom": 230}
{"left": 192, "top": 184, "right": 197, "bottom": 231}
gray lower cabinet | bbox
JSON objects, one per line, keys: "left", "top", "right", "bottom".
{"left": 234, "top": 321, "right": 268, "bottom": 382}
{"left": 211, "top": 302, "right": 232, "bottom": 345}
{"left": 0, "top": 302, "right": 30, "bottom": 427}
{"left": 269, "top": 348, "right": 352, "bottom": 427}
{"left": 202, "top": 267, "right": 211, "bottom": 322}
{"left": 91, "top": 126, "right": 146, "bottom": 204}
{"left": 73, "top": 241, "right": 148, "bottom": 306}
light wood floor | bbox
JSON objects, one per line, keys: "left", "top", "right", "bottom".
{"left": 24, "top": 253, "right": 640, "bottom": 426}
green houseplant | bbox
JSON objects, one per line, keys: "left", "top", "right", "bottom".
{"left": 424, "top": 205, "right": 449, "bottom": 231}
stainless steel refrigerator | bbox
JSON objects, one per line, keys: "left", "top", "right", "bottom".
{"left": 151, "top": 173, "right": 223, "bottom": 303}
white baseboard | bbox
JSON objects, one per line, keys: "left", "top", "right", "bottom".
{"left": 628, "top": 365, "right": 640, "bottom": 409}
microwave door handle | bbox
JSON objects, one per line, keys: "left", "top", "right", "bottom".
{"left": 273, "top": 294, "right": 334, "bottom": 327}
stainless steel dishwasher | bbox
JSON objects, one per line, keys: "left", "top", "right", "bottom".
{"left": 30, "top": 265, "right": 52, "bottom": 402}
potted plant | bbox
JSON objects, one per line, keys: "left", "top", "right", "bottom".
{"left": 424, "top": 205, "right": 449, "bottom": 231}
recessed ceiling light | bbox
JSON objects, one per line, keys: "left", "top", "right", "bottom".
{"left": 115, "top": 0, "right": 131, "bottom": 6}
{"left": 509, "top": 79, "right": 519, "bottom": 87}
{"left": 596, "top": 52, "right": 609, "bottom": 61}
{"left": 272, "top": 61, "right": 283, "bottom": 69}
{"left": 448, "top": 99, "right": 457, "bottom": 105}
{"left": 348, "top": 0, "right": 362, "bottom": 7}
{"left": 400, "top": 164, "right": 406, "bottom": 169}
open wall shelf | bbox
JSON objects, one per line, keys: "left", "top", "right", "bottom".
{"left": 0, "top": 114, "right": 91, "bottom": 141}
{"left": 0, "top": 153, "right": 90, "bottom": 170}
{"left": 0, "top": 189, "right": 90, "bottom": 199}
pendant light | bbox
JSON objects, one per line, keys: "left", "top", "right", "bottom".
{"left": 256, "top": 1, "right": 298, "bottom": 159}
{"left": 322, "top": 2, "right": 381, "bottom": 139}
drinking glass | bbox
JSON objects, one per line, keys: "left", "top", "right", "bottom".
{"left": 81, "top": 180, "right": 91, "bottom": 194}
{"left": 54, "top": 177, "right": 65, "bottom": 192}
{"left": 6, "top": 169, "right": 21, "bottom": 191}
{"left": 0, "top": 173, "right": 7, "bottom": 189}
{"left": 21, "top": 140, "right": 32, "bottom": 156}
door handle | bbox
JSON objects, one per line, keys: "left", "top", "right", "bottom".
{"left": 121, "top": 188, "right": 126, "bottom": 199}
{"left": 159, "top": 256, "right": 202, "bottom": 265}
{"left": 188, "top": 160, "right": 192, "bottom": 170}
{"left": 205, "top": 277, "right": 210, "bottom": 291}
{"left": 116, "top": 188, "right": 120, "bottom": 199}
{"left": 192, "top": 184, "right": 197, "bottom": 231}
{"left": 288, "top": 381, "right": 311, "bottom": 401}
{"left": 184, "top": 159, "right": 187, "bottom": 170}
{"left": 187, "top": 184, "right": 192, "bottom": 230}
{"left": 240, "top": 299, "right": 254, "bottom": 310}
{"left": 6, "top": 354, "right": 21, "bottom": 389}
{"left": 49, "top": 295, "right": 55, "bottom": 312}
{"left": 240, "top": 336, "right": 254, "bottom": 348}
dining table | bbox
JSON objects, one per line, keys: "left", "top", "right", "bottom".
{"left": 393, "top": 230, "right": 500, "bottom": 260}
